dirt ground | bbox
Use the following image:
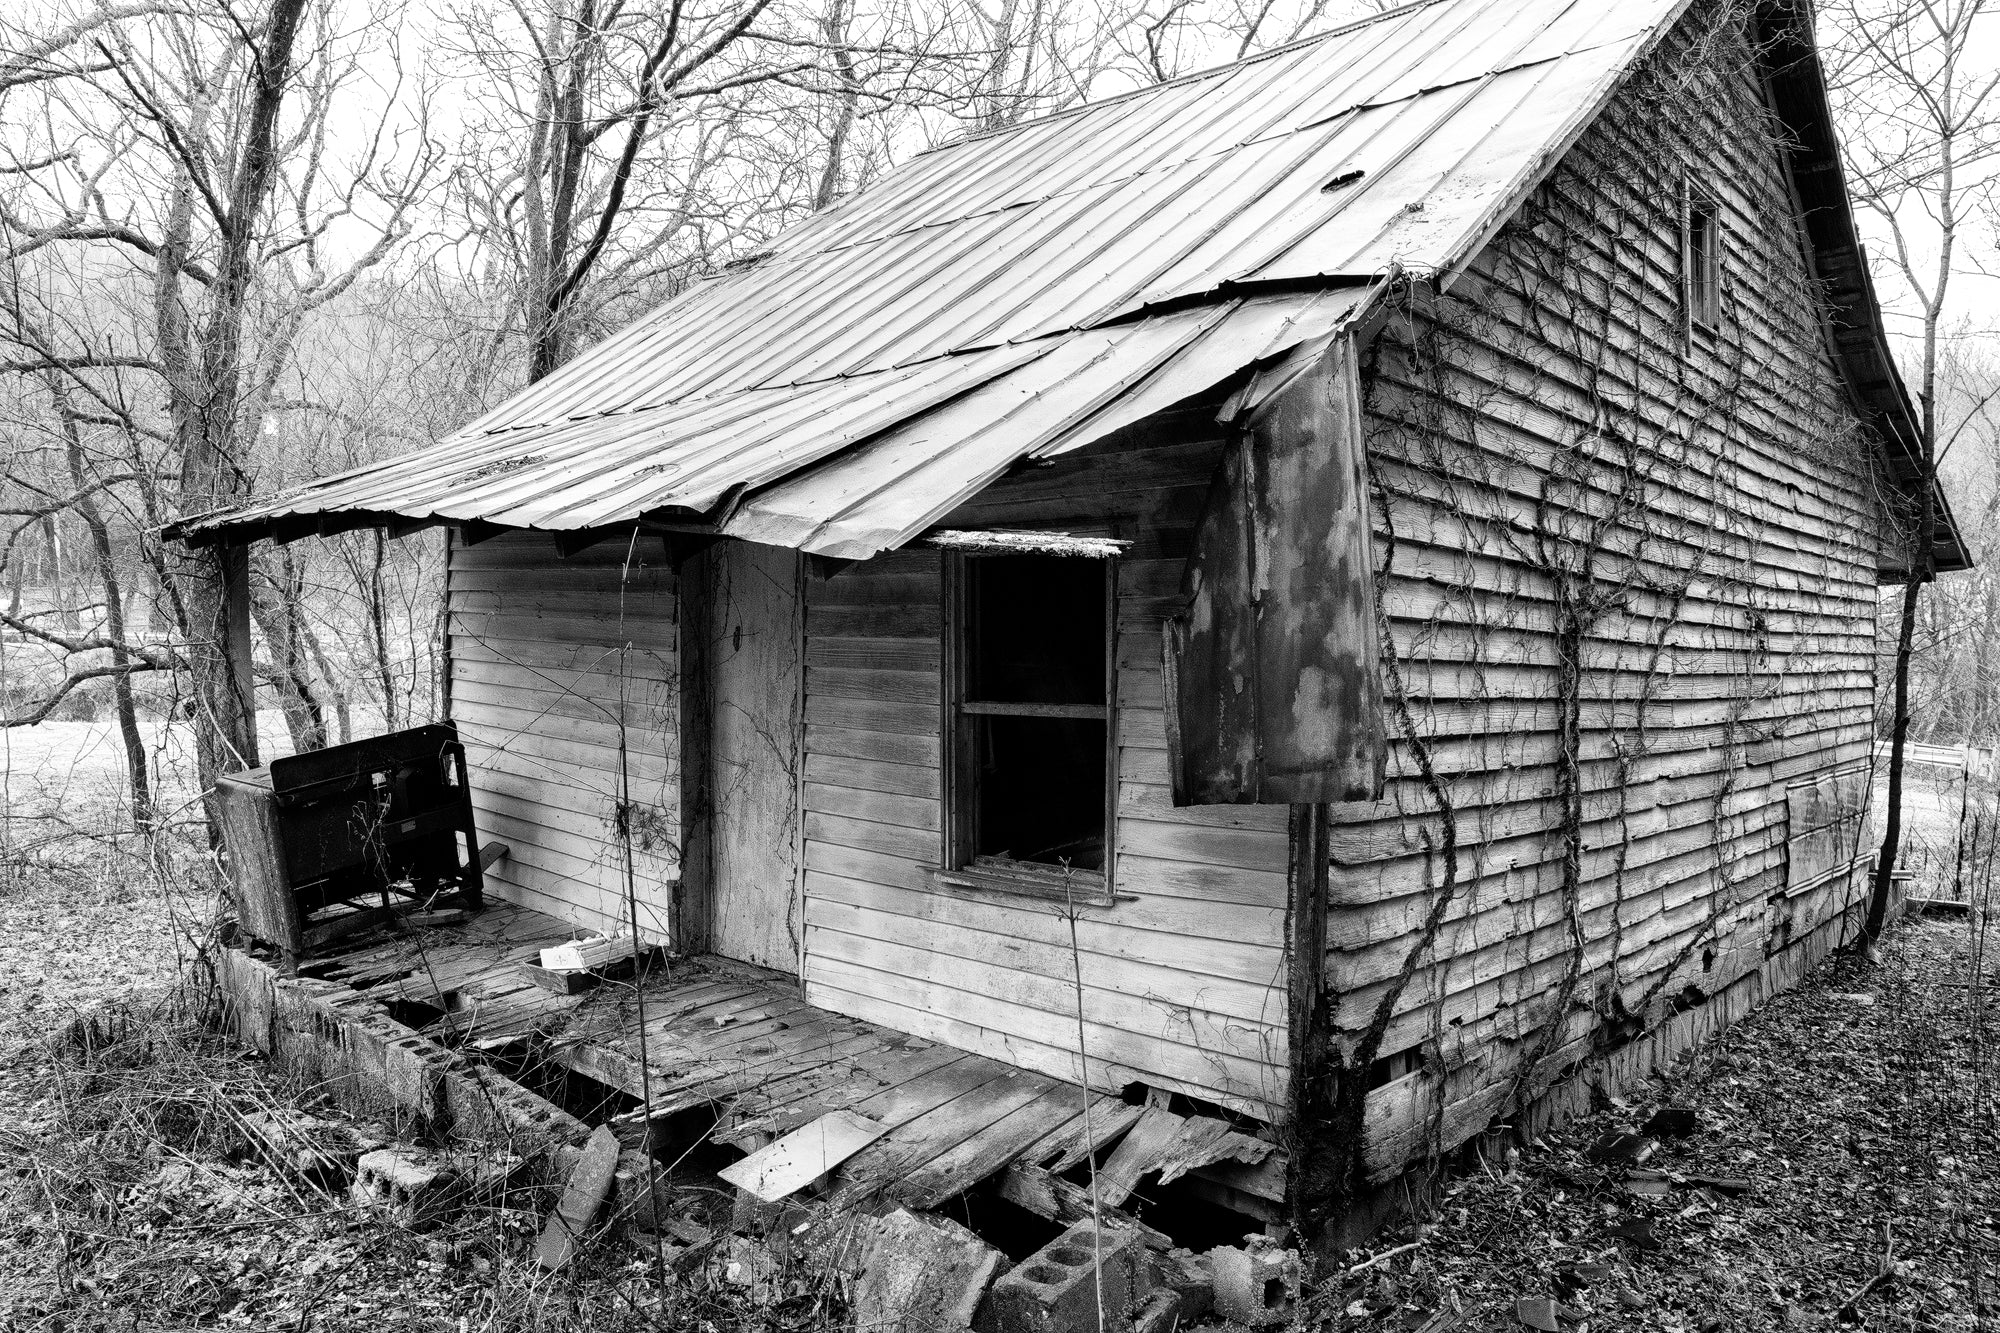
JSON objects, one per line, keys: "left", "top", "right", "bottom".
{"left": 0, "top": 835, "right": 1992, "bottom": 1331}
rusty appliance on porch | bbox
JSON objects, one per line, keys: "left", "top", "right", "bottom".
{"left": 216, "top": 722, "right": 492, "bottom": 969}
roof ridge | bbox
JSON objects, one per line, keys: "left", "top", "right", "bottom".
{"left": 930, "top": 0, "right": 1456, "bottom": 152}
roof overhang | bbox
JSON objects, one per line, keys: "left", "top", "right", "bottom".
{"left": 1755, "top": 0, "right": 1971, "bottom": 580}
{"left": 169, "top": 287, "right": 1378, "bottom": 558}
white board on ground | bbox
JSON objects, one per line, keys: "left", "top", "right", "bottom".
{"left": 718, "top": 1109, "right": 887, "bottom": 1202}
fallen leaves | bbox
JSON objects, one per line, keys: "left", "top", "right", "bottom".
{"left": 1307, "top": 917, "right": 1996, "bottom": 1331}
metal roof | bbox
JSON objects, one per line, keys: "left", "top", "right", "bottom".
{"left": 177, "top": 0, "right": 1694, "bottom": 555}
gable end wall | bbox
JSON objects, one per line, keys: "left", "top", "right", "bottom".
{"left": 1337, "top": 2, "right": 1882, "bottom": 1184}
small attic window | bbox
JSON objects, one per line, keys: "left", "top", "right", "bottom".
{"left": 1683, "top": 184, "right": 1722, "bottom": 332}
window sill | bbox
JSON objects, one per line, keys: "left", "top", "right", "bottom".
{"left": 931, "top": 862, "right": 1114, "bottom": 907}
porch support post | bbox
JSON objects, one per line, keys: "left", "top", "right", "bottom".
{"left": 675, "top": 542, "right": 715, "bottom": 954}
{"left": 1285, "top": 801, "right": 1333, "bottom": 1220}
{"left": 221, "top": 541, "right": 258, "bottom": 769}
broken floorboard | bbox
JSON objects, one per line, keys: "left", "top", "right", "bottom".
{"left": 288, "top": 900, "right": 1285, "bottom": 1220}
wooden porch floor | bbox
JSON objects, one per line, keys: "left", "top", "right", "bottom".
{"left": 304, "top": 900, "right": 1224, "bottom": 1215}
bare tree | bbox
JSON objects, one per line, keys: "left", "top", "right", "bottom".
{"left": 0, "top": 0, "right": 436, "bottom": 829}
{"left": 1824, "top": 0, "right": 2000, "bottom": 945}
{"left": 442, "top": 0, "right": 831, "bottom": 381}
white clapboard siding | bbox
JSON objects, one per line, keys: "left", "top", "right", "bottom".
{"left": 448, "top": 531, "right": 679, "bottom": 938}
{"left": 796, "top": 416, "right": 1295, "bottom": 1121}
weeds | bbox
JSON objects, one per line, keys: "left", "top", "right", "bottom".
{"left": 0, "top": 832, "right": 845, "bottom": 1333}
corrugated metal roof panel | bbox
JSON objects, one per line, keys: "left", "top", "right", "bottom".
{"left": 177, "top": 0, "right": 1692, "bottom": 548}
{"left": 186, "top": 289, "right": 1371, "bottom": 553}
{"left": 725, "top": 288, "right": 1371, "bottom": 556}
{"left": 438, "top": 0, "right": 1686, "bottom": 414}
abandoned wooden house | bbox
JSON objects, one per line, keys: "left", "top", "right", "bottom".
{"left": 175, "top": 0, "right": 1970, "bottom": 1251}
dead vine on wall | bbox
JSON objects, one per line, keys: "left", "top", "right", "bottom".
{"left": 1302, "top": 0, "right": 1881, "bottom": 1229}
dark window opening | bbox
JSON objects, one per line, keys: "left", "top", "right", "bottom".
{"left": 1685, "top": 188, "right": 1721, "bottom": 330}
{"left": 946, "top": 553, "right": 1113, "bottom": 887}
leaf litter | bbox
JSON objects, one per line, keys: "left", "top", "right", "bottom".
{"left": 1306, "top": 917, "right": 1996, "bottom": 1331}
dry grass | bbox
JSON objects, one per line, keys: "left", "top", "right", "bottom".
{"left": 0, "top": 827, "right": 846, "bottom": 1333}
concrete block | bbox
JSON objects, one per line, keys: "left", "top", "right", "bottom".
{"left": 853, "top": 1208, "right": 1009, "bottom": 1333}
{"left": 214, "top": 944, "right": 587, "bottom": 1174}
{"left": 613, "top": 1149, "right": 671, "bottom": 1230}
{"left": 1132, "top": 1289, "right": 1183, "bottom": 1333}
{"left": 1155, "top": 1248, "right": 1212, "bottom": 1324}
{"left": 442, "top": 1059, "right": 587, "bottom": 1151}
{"left": 351, "top": 1147, "right": 464, "bottom": 1226}
{"left": 729, "top": 1187, "right": 814, "bottom": 1240}
{"left": 467, "top": 1152, "right": 531, "bottom": 1205}
{"left": 242, "top": 1108, "right": 381, "bottom": 1184}
{"left": 217, "top": 948, "right": 276, "bottom": 1052}
{"left": 1207, "top": 1237, "right": 1297, "bottom": 1328}
{"left": 982, "top": 1221, "right": 1145, "bottom": 1333}
{"left": 721, "top": 1233, "right": 785, "bottom": 1302}
{"left": 535, "top": 1125, "right": 622, "bottom": 1271}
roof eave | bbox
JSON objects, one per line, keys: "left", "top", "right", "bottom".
{"left": 1755, "top": 0, "right": 1973, "bottom": 579}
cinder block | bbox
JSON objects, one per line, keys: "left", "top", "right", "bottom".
{"left": 1156, "top": 1248, "right": 1212, "bottom": 1324}
{"left": 351, "top": 1147, "right": 464, "bottom": 1226}
{"left": 1131, "top": 1288, "right": 1183, "bottom": 1333}
{"left": 444, "top": 1059, "right": 586, "bottom": 1150}
{"left": 613, "top": 1149, "right": 670, "bottom": 1230}
{"left": 535, "top": 1125, "right": 623, "bottom": 1270}
{"left": 852, "top": 1208, "right": 1008, "bottom": 1333}
{"left": 1207, "top": 1238, "right": 1297, "bottom": 1328}
{"left": 982, "top": 1222, "right": 1146, "bottom": 1333}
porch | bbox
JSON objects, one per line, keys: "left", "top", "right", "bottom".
{"left": 290, "top": 901, "right": 1288, "bottom": 1224}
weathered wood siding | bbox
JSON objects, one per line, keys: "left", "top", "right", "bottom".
{"left": 701, "top": 541, "right": 806, "bottom": 970}
{"left": 1341, "top": 9, "right": 1881, "bottom": 1180}
{"left": 797, "top": 409, "right": 1295, "bottom": 1120}
{"left": 448, "top": 532, "right": 681, "bottom": 938}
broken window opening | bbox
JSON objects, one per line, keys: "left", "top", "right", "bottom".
{"left": 942, "top": 552, "right": 1115, "bottom": 899}
{"left": 1684, "top": 182, "right": 1722, "bottom": 332}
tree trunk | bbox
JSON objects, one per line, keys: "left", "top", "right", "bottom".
{"left": 1866, "top": 394, "right": 1941, "bottom": 944}
{"left": 54, "top": 377, "right": 153, "bottom": 828}
{"left": 1867, "top": 574, "right": 1921, "bottom": 942}
{"left": 296, "top": 605, "right": 351, "bottom": 746}
{"left": 367, "top": 530, "right": 397, "bottom": 732}
{"left": 159, "top": 0, "right": 313, "bottom": 826}
{"left": 249, "top": 558, "right": 328, "bottom": 754}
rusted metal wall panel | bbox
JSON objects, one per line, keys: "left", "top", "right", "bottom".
{"left": 1168, "top": 341, "right": 1386, "bottom": 805}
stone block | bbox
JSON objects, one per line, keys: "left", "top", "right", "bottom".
{"left": 720, "top": 1233, "right": 785, "bottom": 1302}
{"left": 1207, "top": 1237, "right": 1297, "bottom": 1328}
{"left": 982, "top": 1221, "right": 1146, "bottom": 1333}
{"left": 351, "top": 1147, "right": 464, "bottom": 1226}
{"left": 853, "top": 1208, "right": 1008, "bottom": 1333}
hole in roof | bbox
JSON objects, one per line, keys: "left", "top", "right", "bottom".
{"left": 1322, "top": 168, "right": 1366, "bottom": 192}
{"left": 455, "top": 455, "right": 545, "bottom": 485}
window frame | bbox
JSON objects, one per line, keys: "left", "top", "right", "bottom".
{"left": 1682, "top": 176, "right": 1723, "bottom": 335}
{"left": 937, "top": 547, "right": 1119, "bottom": 905}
